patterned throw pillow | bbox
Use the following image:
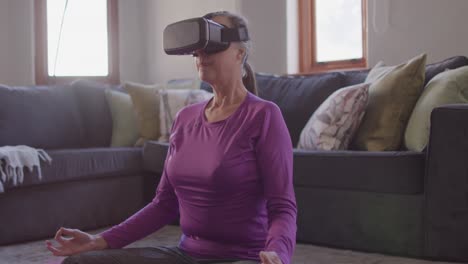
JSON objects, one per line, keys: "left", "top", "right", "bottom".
{"left": 297, "top": 83, "right": 370, "bottom": 150}
{"left": 158, "top": 89, "right": 213, "bottom": 142}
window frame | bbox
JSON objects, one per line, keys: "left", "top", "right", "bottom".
{"left": 298, "top": 0, "right": 367, "bottom": 74}
{"left": 34, "top": 0, "right": 119, "bottom": 85}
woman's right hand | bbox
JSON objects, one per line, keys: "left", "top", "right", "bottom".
{"left": 45, "top": 227, "right": 108, "bottom": 256}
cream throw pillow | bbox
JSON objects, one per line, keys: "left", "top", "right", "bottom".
{"left": 352, "top": 53, "right": 427, "bottom": 151}
{"left": 159, "top": 89, "right": 213, "bottom": 142}
{"left": 297, "top": 83, "right": 370, "bottom": 150}
{"left": 405, "top": 66, "right": 468, "bottom": 151}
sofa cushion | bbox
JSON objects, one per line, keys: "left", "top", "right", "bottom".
{"left": 293, "top": 150, "right": 425, "bottom": 194}
{"left": 0, "top": 84, "right": 84, "bottom": 149}
{"left": 71, "top": 80, "right": 123, "bottom": 148}
{"left": 425, "top": 55, "right": 468, "bottom": 86}
{"left": 2, "top": 148, "right": 143, "bottom": 191}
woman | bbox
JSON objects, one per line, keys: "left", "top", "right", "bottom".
{"left": 46, "top": 11, "right": 297, "bottom": 264}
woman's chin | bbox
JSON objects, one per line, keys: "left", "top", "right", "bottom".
{"left": 198, "top": 72, "right": 215, "bottom": 84}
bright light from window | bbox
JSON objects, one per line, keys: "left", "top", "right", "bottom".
{"left": 47, "top": 0, "right": 108, "bottom": 76}
{"left": 315, "top": 0, "right": 363, "bottom": 62}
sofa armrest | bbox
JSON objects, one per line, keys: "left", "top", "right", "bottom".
{"left": 142, "top": 141, "right": 169, "bottom": 174}
{"left": 424, "top": 104, "right": 468, "bottom": 261}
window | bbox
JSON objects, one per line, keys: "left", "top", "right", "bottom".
{"left": 35, "top": 0, "right": 119, "bottom": 84}
{"left": 298, "top": 0, "right": 367, "bottom": 73}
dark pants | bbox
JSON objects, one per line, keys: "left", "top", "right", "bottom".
{"left": 62, "top": 246, "right": 257, "bottom": 264}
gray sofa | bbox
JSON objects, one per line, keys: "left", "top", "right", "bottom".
{"left": 0, "top": 80, "right": 158, "bottom": 246}
{"left": 1, "top": 56, "right": 468, "bottom": 263}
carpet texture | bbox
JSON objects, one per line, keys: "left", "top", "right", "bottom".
{"left": 0, "top": 225, "right": 462, "bottom": 264}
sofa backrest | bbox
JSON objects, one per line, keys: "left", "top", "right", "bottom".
{"left": 0, "top": 84, "right": 85, "bottom": 149}
{"left": 424, "top": 56, "right": 468, "bottom": 86}
{"left": 0, "top": 80, "right": 126, "bottom": 149}
{"left": 255, "top": 71, "right": 350, "bottom": 146}
{"left": 70, "top": 79, "right": 123, "bottom": 148}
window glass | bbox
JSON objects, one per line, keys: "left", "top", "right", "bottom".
{"left": 315, "top": 0, "right": 363, "bottom": 62}
{"left": 47, "top": 0, "right": 108, "bottom": 76}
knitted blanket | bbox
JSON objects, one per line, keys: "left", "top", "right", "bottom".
{"left": 0, "top": 145, "right": 52, "bottom": 193}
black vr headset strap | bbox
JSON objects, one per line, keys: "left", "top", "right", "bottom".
{"left": 221, "top": 27, "right": 250, "bottom": 42}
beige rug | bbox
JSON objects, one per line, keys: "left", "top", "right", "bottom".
{"left": 0, "top": 225, "right": 463, "bottom": 264}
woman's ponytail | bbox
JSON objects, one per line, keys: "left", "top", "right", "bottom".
{"left": 242, "top": 62, "right": 258, "bottom": 96}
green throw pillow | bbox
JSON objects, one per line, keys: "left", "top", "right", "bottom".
{"left": 352, "top": 53, "right": 427, "bottom": 151}
{"left": 405, "top": 66, "right": 468, "bottom": 151}
{"left": 105, "top": 89, "right": 140, "bottom": 147}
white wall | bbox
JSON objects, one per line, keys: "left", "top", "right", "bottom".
{"left": 286, "top": 0, "right": 299, "bottom": 74}
{"left": 0, "top": 0, "right": 34, "bottom": 86}
{"left": 118, "top": 0, "right": 150, "bottom": 84}
{"left": 0, "top": 1, "right": 9, "bottom": 82}
{"left": 239, "top": 0, "right": 288, "bottom": 75}
{"left": 368, "top": 0, "right": 468, "bottom": 66}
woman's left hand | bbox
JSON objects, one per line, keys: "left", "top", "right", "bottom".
{"left": 259, "top": 251, "right": 283, "bottom": 264}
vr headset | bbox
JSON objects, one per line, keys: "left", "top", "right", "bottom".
{"left": 163, "top": 17, "right": 249, "bottom": 56}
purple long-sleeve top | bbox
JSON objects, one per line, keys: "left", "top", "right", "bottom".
{"left": 100, "top": 91, "right": 297, "bottom": 264}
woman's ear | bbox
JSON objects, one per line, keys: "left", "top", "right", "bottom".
{"left": 237, "top": 48, "right": 245, "bottom": 62}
